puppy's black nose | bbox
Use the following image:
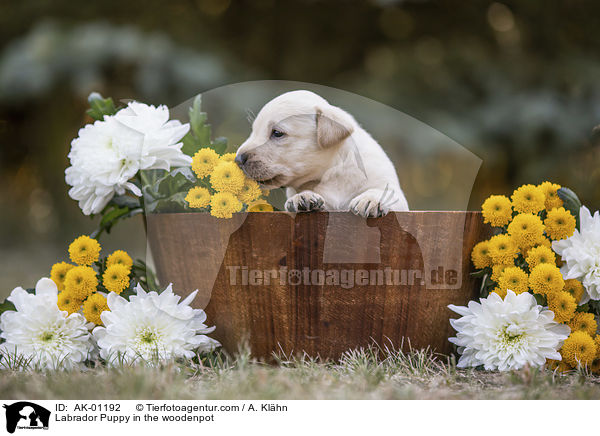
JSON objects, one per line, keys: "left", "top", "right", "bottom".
{"left": 235, "top": 152, "right": 249, "bottom": 166}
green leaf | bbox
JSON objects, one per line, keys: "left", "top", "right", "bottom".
{"left": 142, "top": 188, "right": 158, "bottom": 208}
{"left": 533, "top": 293, "right": 547, "bottom": 307}
{"left": 169, "top": 167, "right": 197, "bottom": 183}
{"left": 91, "top": 207, "right": 143, "bottom": 239}
{"left": 588, "top": 300, "right": 600, "bottom": 316}
{"left": 557, "top": 187, "right": 582, "bottom": 228}
{"left": 157, "top": 172, "right": 193, "bottom": 197}
{"left": 181, "top": 132, "right": 200, "bottom": 157}
{"left": 189, "top": 95, "right": 208, "bottom": 136}
{"left": 213, "top": 137, "right": 228, "bottom": 154}
{"left": 119, "top": 283, "right": 137, "bottom": 300}
{"left": 95, "top": 257, "right": 108, "bottom": 280}
{"left": 110, "top": 195, "right": 141, "bottom": 209}
{"left": 141, "top": 167, "right": 196, "bottom": 213}
{"left": 470, "top": 269, "right": 488, "bottom": 278}
{"left": 191, "top": 100, "right": 211, "bottom": 145}
{"left": 479, "top": 272, "right": 489, "bottom": 297}
{"left": 131, "top": 259, "right": 161, "bottom": 293}
{"left": 153, "top": 192, "right": 188, "bottom": 213}
{"left": 181, "top": 95, "right": 231, "bottom": 157}
{"left": 0, "top": 287, "right": 33, "bottom": 315}
{"left": 86, "top": 92, "right": 117, "bottom": 120}
{"left": 0, "top": 299, "right": 16, "bottom": 315}
{"left": 100, "top": 206, "right": 129, "bottom": 228}
{"left": 145, "top": 199, "right": 159, "bottom": 214}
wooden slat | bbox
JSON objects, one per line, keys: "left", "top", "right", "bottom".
{"left": 147, "top": 211, "right": 489, "bottom": 359}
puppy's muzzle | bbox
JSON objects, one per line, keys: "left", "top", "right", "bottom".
{"left": 234, "top": 151, "right": 271, "bottom": 182}
{"left": 235, "top": 153, "right": 249, "bottom": 166}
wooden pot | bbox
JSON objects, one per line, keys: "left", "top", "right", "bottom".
{"left": 147, "top": 211, "right": 489, "bottom": 359}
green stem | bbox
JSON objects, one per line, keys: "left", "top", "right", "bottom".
{"left": 136, "top": 173, "right": 148, "bottom": 235}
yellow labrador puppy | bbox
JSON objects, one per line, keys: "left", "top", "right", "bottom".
{"left": 235, "top": 90, "right": 409, "bottom": 217}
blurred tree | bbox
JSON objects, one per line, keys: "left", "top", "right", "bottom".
{"left": 0, "top": 0, "right": 599, "bottom": 249}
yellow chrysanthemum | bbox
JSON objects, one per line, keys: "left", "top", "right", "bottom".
{"left": 525, "top": 245, "right": 556, "bottom": 270}
{"left": 247, "top": 201, "right": 274, "bottom": 212}
{"left": 192, "top": 148, "right": 220, "bottom": 178}
{"left": 106, "top": 250, "right": 133, "bottom": 270}
{"left": 490, "top": 287, "right": 507, "bottom": 299}
{"left": 221, "top": 152, "right": 236, "bottom": 162}
{"left": 561, "top": 331, "right": 597, "bottom": 368}
{"left": 57, "top": 291, "right": 82, "bottom": 315}
{"left": 185, "top": 186, "right": 211, "bottom": 209}
{"left": 563, "top": 279, "right": 585, "bottom": 304}
{"left": 64, "top": 266, "right": 98, "bottom": 300}
{"left": 68, "top": 235, "right": 101, "bottom": 266}
{"left": 529, "top": 263, "right": 565, "bottom": 296}
{"left": 547, "top": 359, "right": 572, "bottom": 372}
{"left": 511, "top": 184, "right": 546, "bottom": 214}
{"left": 557, "top": 361, "right": 573, "bottom": 372}
{"left": 498, "top": 266, "right": 529, "bottom": 294}
{"left": 102, "top": 264, "right": 130, "bottom": 294}
{"left": 50, "top": 262, "right": 75, "bottom": 291}
{"left": 210, "top": 161, "right": 245, "bottom": 194}
{"left": 544, "top": 207, "right": 576, "bottom": 241}
{"left": 507, "top": 213, "right": 546, "bottom": 250}
{"left": 82, "top": 293, "right": 109, "bottom": 325}
{"left": 523, "top": 237, "right": 553, "bottom": 259}
{"left": 237, "top": 179, "right": 262, "bottom": 204}
{"left": 547, "top": 291, "right": 576, "bottom": 323}
{"left": 481, "top": 195, "right": 513, "bottom": 227}
{"left": 491, "top": 264, "right": 512, "bottom": 282}
{"left": 568, "top": 313, "right": 597, "bottom": 337}
{"left": 471, "top": 240, "right": 493, "bottom": 269}
{"left": 593, "top": 341, "right": 600, "bottom": 373}
{"left": 210, "top": 191, "right": 243, "bottom": 219}
{"left": 488, "top": 234, "right": 518, "bottom": 265}
{"left": 538, "top": 181, "right": 563, "bottom": 211}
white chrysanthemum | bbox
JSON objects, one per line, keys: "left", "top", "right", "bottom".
{"left": 448, "top": 291, "right": 570, "bottom": 371}
{"left": 65, "top": 117, "right": 145, "bottom": 215}
{"left": 0, "top": 278, "right": 92, "bottom": 371}
{"left": 92, "top": 283, "right": 219, "bottom": 366}
{"left": 114, "top": 101, "right": 191, "bottom": 170}
{"left": 66, "top": 101, "right": 191, "bottom": 215}
{"left": 553, "top": 206, "right": 600, "bottom": 302}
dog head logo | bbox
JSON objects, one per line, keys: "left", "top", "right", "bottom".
{"left": 3, "top": 402, "right": 50, "bottom": 433}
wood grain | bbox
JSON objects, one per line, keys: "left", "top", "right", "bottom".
{"left": 147, "top": 211, "right": 490, "bottom": 359}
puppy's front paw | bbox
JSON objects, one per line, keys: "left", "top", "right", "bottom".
{"left": 350, "top": 191, "right": 390, "bottom": 218}
{"left": 285, "top": 191, "right": 325, "bottom": 212}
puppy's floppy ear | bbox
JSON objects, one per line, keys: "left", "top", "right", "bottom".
{"left": 316, "top": 105, "right": 354, "bottom": 148}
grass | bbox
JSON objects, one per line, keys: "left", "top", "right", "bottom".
{"left": 2, "top": 344, "right": 600, "bottom": 400}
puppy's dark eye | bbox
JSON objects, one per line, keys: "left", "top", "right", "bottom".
{"left": 271, "top": 129, "right": 285, "bottom": 138}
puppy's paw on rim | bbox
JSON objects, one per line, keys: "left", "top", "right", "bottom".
{"left": 349, "top": 191, "right": 392, "bottom": 218}
{"left": 285, "top": 191, "right": 325, "bottom": 212}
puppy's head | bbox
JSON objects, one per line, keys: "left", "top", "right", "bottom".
{"left": 235, "top": 90, "right": 354, "bottom": 189}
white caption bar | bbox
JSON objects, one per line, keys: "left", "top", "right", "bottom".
{"left": 0, "top": 400, "right": 594, "bottom": 435}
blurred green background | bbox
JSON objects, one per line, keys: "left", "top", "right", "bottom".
{"left": 1, "top": 0, "right": 600, "bottom": 294}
